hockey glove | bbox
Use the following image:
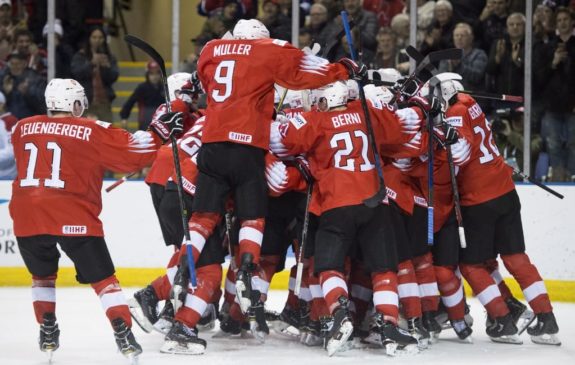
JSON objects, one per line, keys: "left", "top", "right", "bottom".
{"left": 294, "top": 155, "right": 313, "bottom": 184}
{"left": 442, "top": 123, "right": 459, "bottom": 145}
{"left": 269, "top": 121, "right": 290, "bottom": 158}
{"left": 266, "top": 161, "right": 289, "bottom": 195}
{"left": 407, "top": 95, "right": 440, "bottom": 116}
{"left": 338, "top": 58, "right": 367, "bottom": 81}
{"left": 190, "top": 71, "right": 203, "bottom": 94}
{"left": 149, "top": 111, "right": 184, "bottom": 142}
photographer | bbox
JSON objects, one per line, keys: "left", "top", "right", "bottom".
{"left": 492, "top": 107, "right": 542, "bottom": 180}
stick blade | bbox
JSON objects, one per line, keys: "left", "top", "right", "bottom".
{"left": 429, "top": 48, "right": 463, "bottom": 63}
{"left": 124, "top": 34, "right": 166, "bottom": 74}
{"left": 405, "top": 45, "right": 424, "bottom": 63}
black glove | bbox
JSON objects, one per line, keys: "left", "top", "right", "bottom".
{"left": 407, "top": 95, "right": 440, "bottom": 117}
{"left": 443, "top": 123, "right": 459, "bottom": 145}
{"left": 294, "top": 155, "right": 314, "bottom": 184}
{"left": 190, "top": 71, "right": 203, "bottom": 94}
{"left": 149, "top": 111, "right": 184, "bottom": 142}
{"left": 338, "top": 58, "right": 367, "bottom": 81}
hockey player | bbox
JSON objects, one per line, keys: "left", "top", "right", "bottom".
{"left": 270, "top": 81, "right": 429, "bottom": 356}
{"left": 440, "top": 77, "right": 560, "bottom": 345}
{"left": 9, "top": 78, "right": 182, "bottom": 361}
{"left": 178, "top": 18, "right": 364, "bottom": 322}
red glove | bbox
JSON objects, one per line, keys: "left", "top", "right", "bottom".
{"left": 338, "top": 58, "right": 367, "bottom": 81}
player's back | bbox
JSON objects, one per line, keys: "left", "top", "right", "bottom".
{"left": 448, "top": 94, "right": 515, "bottom": 205}
{"left": 303, "top": 102, "right": 379, "bottom": 212}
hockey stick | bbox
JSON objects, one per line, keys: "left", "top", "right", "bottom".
{"left": 124, "top": 35, "right": 197, "bottom": 305}
{"left": 105, "top": 172, "right": 137, "bottom": 193}
{"left": 225, "top": 210, "right": 236, "bottom": 271}
{"left": 459, "top": 90, "right": 523, "bottom": 103}
{"left": 321, "top": 21, "right": 355, "bottom": 60}
{"left": 342, "top": 10, "right": 387, "bottom": 207}
{"left": 294, "top": 179, "right": 314, "bottom": 296}
{"left": 510, "top": 166, "right": 564, "bottom": 199}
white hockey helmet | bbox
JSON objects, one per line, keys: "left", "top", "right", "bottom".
{"left": 319, "top": 81, "right": 348, "bottom": 110}
{"left": 363, "top": 84, "right": 394, "bottom": 104}
{"left": 346, "top": 80, "right": 359, "bottom": 101}
{"left": 167, "top": 72, "right": 193, "bottom": 103}
{"left": 285, "top": 89, "right": 313, "bottom": 110}
{"left": 45, "top": 78, "right": 88, "bottom": 117}
{"left": 233, "top": 19, "right": 270, "bottom": 40}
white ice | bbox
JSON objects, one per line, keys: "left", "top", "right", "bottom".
{"left": 1, "top": 288, "right": 573, "bottom": 365}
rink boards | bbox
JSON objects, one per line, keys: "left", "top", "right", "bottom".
{"left": 1, "top": 180, "right": 574, "bottom": 301}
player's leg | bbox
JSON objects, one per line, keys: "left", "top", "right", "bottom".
{"left": 17, "top": 235, "right": 61, "bottom": 354}
{"left": 59, "top": 236, "right": 141, "bottom": 358}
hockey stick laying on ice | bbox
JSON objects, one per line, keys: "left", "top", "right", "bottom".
{"left": 342, "top": 10, "right": 387, "bottom": 207}
{"left": 124, "top": 35, "right": 197, "bottom": 311}
{"left": 105, "top": 172, "right": 137, "bottom": 193}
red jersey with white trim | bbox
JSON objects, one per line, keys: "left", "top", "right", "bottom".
{"left": 446, "top": 93, "right": 515, "bottom": 206}
{"left": 280, "top": 101, "right": 417, "bottom": 213}
{"left": 10, "top": 116, "right": 161, "bottom": 237}
{"left": 197, "top": 38, "right": 349, "bottom": 150}
{"left": 382, "top": 162, "right": 414, "bottom": 214}
{"left": 169, "top": 116, "right": 206, "bottom": 195}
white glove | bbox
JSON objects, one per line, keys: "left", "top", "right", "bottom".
{"left": 269, "top": 121, "right": 290, "bottom": 157}
{"left": 266, "top": 161, "right": 288, "bottom": 194}
{"left": 450, "top": 138, "right": 471, "bottom": 165}
{"left": 392, "top": 158, "right": 413, "bottom": 172}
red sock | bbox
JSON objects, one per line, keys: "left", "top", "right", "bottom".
{"left": 319, "top": 270, "right": 348, "bottom": 314}
{"left": 224, "top": 266, "right": 236, "bottom": 305}
{"left": 372, "top": 271, "right": 399, "bottom": 325}
{"left": 412, "top": 252, "right": 440, "bottom": 312}
{"left": 186, "top": 212, "right": 221, "bottom": 263}
{"left": 91, "top": 275, "right": 131, "bottom": 327}
{"left": 434, "top": 265, "right": 465, "bottom": 320}
{"left": 460, "top": 263, "right": 509, "bottom": 318}
{"left": 32, "top": 274, "right": 57, "bottom": 324}
{"left": 150, "top": 275, "right": 171, "bottom": 300}
{"left": 485, "top": 258, "right": 513, "bottom": 300}
{"left": 286, "top": 265, "right": 300, "bottom": 309}
{"left": 238, "top": 218, "right": 265, "bottom": 265}
{"left": 397, "top": 260, "right": 422, "bottom": 319}
{"left": 175, "top": 264, "right": 223, "bottom": 328}
{"left": 501, "top": 253, "right": 553, "bottom": 314}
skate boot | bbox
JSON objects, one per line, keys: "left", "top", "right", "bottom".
{"left": 450, "top": 318, "right": 473, "bottom": 342}
{"left": 407, "top": 317, "right": 430, "bottom": 349}
{"left": 236, "top": 253, "right": 255, "bottom": 314}
{"left": 161, "top": 320, "right": 207, "bottom": 355}
{"left": 486, "top": 313, "right": 522, "bottom": 344}
{"left": 214, "top": 303, "right": 242, "bottom": 337}
{"left": 111, "top": 318, "right": 142, "bottom": 361}
{"left": 325, "top": 297, "right": 354, "bottom": 357}
{"left": 128, "top": 285, "right": 159, "bottom": 333}
{"left": 153, "top": 300, "right": 175, "bottom": 334}
{"left": 247, "top": 295, "right": 269, "bottom": 343}
{"left": 301, "top": 320, "right": 324, "bottom": 347}
{"left": 527, "top": 312, "right": 561, "bottom": 346}
{"left": 272, "top": 304, "right": 300, "bottom": 337}
{"left": 422, "top": 311, "right": 442, "bottom": 340}
{"left": 197, "top": 303, "right": 218, "bottom": 331}
{"left": 39, "top": 312, "right": 60, "bottom": 362}
{"left": 505, "top": 297, "right": 535, "bottom": 333}
{"left": 374, "top": 314, "right": 419, "bottom": 356}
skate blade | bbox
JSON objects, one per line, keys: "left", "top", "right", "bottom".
{"left": 45, "top": 349, "right": 54, "bottom": 364}
{"left": 530, "top": 333, "right": 561, "bottom": 346}
{"left": 326, "top": 321, "right": 353, "bottom": 357}
{"left": 416, "top": 336, "right": 430, "bottom": 350}
{"left": 300, "top": 332, "right": 324, "bottom": 347}
{"left": 128, "top": 298, "right": 154, "bottom": 333}
{"left": 160, "top": 340, "right": 205, "bottom": 355}
{"left": 249, "top": 320, "right": 266, "bottom": 343}
{"left": 197, "top": 320, "right": 216, "bottom": 332}
{"left": 395, "top": 343, "right": 420, "bottom": 356}
{"left": 517, "top": 312, "right": 536, "bottom": 335}
{"left": 126, "top": 352, "right": 139, "bottom": 365}
{"left": 273, "top": 322, "right": 301, "bottom": 338}
{"left": 235, "top": 281, "right": 251, "bottom": 314}
{"left": 429, "top": 331, "right": 440, "bottom": 343}
{"left": 153, "top": 318, "right": 173, "bottom": 335}
{"left": 361, "top": 332, "right": 382, "bottom": 347}
{"left": 383, "top": 341, "right": 398, "bottom": 356}
{"left": 490, "top": 334, "right": 523, "bottom": 345}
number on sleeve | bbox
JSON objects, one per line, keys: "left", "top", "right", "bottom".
{"left": 20, "top": 142, "right": 66, "bottom": 189}
{"left": 212, "top": 60, "right": 236, "bottom": 103}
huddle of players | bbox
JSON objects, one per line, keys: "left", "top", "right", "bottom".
{"left": 127, "top": 19, "right": 560, "bottom": 357}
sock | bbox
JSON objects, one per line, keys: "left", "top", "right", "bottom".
{"left": 434, "top": 265, "right": 466, "bottom": 320}
{"left": 397, "top": 260, "right": 422, "bottom": 319}
{"left": 238, "top": 218, "right": 265, "bottom": 265}
{"left": 91, "top": 275, "right": 131, "bottom": 327}
{"left": 319, "top": 270, "right": 348, "bottom": 314}
{"left": 460, "top": 263, "right": 509, "bottom": 319}
{"left": 32, "top": 274, "right": 57, "bottom": 324}
{"left": 412, "top": 252, "right": 440, "bottom": 312}
{"left": 372, "top": 270, "right": 399, "bottom": 325}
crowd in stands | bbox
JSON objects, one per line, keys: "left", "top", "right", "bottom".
{"left": 1, "top": 0, "right": 575, "bottom": 183}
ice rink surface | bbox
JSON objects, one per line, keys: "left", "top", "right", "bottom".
{"left": 1, "top": 288, "right": 573, "bottom": 365}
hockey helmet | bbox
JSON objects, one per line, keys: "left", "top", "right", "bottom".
{"left": 167, "top": 72, "right": 194, "bottom": 103}
{"left": 45, "top": 78, "right": 88, "bottom": 117}
{"left": 318, "top": 81, "right": 348, "bottom": 110}
{"left": 363, "top": 84, "right": 394, "bottom": 105}
{"left": 233, "top": 19, "right": 270, "bottom": 40}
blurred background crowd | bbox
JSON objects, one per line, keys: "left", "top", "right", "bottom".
{"left": 0, "top": 0, "right": 574, "bottom": 182}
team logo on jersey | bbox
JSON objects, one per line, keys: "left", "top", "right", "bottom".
{"left": 445, "top": 116, "right": 463, "bottom": 127}
{"left": 290, "top": 115, "right": 308, "bottom": 130}
{"left": 182, "top": 177, "right": 196, "bottom": 195}
{"left": 62, "top": 225, "right": 87, "bottom": 235}
{"left": 96, "top": 120, "right": 111, "bottom": 128}
{"left": 272, "top": 39, "right": 287, "bottom": 47}
{"left": 385, "top": 187, "right": 397, "bottom": 200}
{"left": 414, "top": 196, "right": 427, "bottom": 207}
{"left": 468, "top": 103, "right": 482, "bottom": 120}
{"left": 228, "top": 131, "right": 252, "bottom": 143}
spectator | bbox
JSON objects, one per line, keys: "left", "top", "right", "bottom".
{"left": 438, "top": 23, "right": 488, "bottom": 93}
{"left": 390, "top": 13, "right": 411, "bottom": 49}
{"left": 318, "top": 0, "right": 342, "bottom": 19}
{"left": 486, "top": 12, "right": 525, "bottom": 108}
{"left": 492, "top": 106, "right": 542, "bottom": 179}
{"left": 120, "top": 61, "right": 165, "bottom": 131}
{"left": 420, "top": 0, "right": 456, "bottom": 55}
{"left": 0, "top": 90, "right": 15, "bottom": 179}
{"left": 307, "top": 3, "right": 331, "bottom": 47}
{"left": 13, "top": 29, "right": 47, "bottom": 77}
{"left": 534, "top": 2, "right": 556, "bottom": 45}
{"left": 0, "top": 51, "right": 46, "bottom": 119}
{"left": 298, "top": 28, "right": 313, "bottom": 49}
{"left": 474, "top": 0, "right": 509, "bottom": 52}
{"left": 0, "top": 88, "right": 16, "bottom": 129}
{"left": 196, "top": 0, "right": 240, "bottom": 41}
{"left": 404, "top": 0, "right": 436, "bottom": 47}
{"left": 259, "top": 0, "right": 286, "bottom": 40}
{"left": 537, "top": 7, "right": 575, "bottom": 181}
{"left": 270, "top": 0, "right": 306, "bottom": 41}
{"left": 363, "top": 0, "right": 405, "bottom": 27}
{"left": 339, "top": 0, "right": 379, "bottom": 51}
{"left": 40, "top": 19, "right": 74, "bottom": 79}
{"left": 450, "top": 0, "right": 486, "bottom": 24}
{"left": 371, "top": 27, "right": 410, "bottom": 74}
{"left": 0, "top": 0, "right": 18, "bottom": 42}
{"left": 71, "top": 27, "right": 118, "bottom": 121}
{"left": 197, "top": 0, "right": 257, "bottom": 19}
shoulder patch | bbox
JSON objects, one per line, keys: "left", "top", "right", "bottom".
{"left": 368, "top": 98, "right": 383, "bottom": 110}
{"left": 95, "top": 120, "right": 111, "bottom": 128}
{"left": 445, "top": 116, "right": 463, "bottom": 127}
{"left": 272, "top": 39, "right": 288, "bottom": 47}
{"left": 290, "top": 115, "right": 308, "bottom": 130}
{"left": 468, "top": 103, "right": 482, "bottom": 120}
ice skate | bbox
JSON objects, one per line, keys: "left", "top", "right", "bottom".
{"left": 213, "top": 304, "right": 243, "bottom": 338}
{"left": 111, "top": 318, "right": 142, "bottom": 363}
{"left": 504, "top": 297, "right": 535, "bottom": 334}
{"left": 197, "top": 303, "right": 218, "bottom": 331}
{"left": 527, "top": 312, "right": 561, "bottom": 346}
{"left": 248, "top": 297, "right": 269, "bottom": 343}
{"left": 161, "top": 320, "right": 207, "bottom": 355}
{"left": 236, "top": 253, "right": 255, "bottom": 314}
{"left": 406, "top": 317, "right": 430, "bottom": 349}
{"left": 153, "top": 300, "right": 175, "bottom": 334}
{"left": 422, "top": 311, "right": 442, "bottom": 341}
{"left": 325, "top": 297, "right": 354, "bottom": 357}
{"left": 450, "top": 319, "right": 473, "bottom": 343}
{"left": 487, "top": 313, "right": 522, "bottom": 344}
{"left": 272, "top": 305, "right": 301, "bottom": 338}
{"left": 39, "top": 313, "right": 60, "bottom": 363}
{"left": 128, "top": 285, "right": 159, "bottom": 333}
{"left": 373, "top": 314, "right": 419, "bottom": 356}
